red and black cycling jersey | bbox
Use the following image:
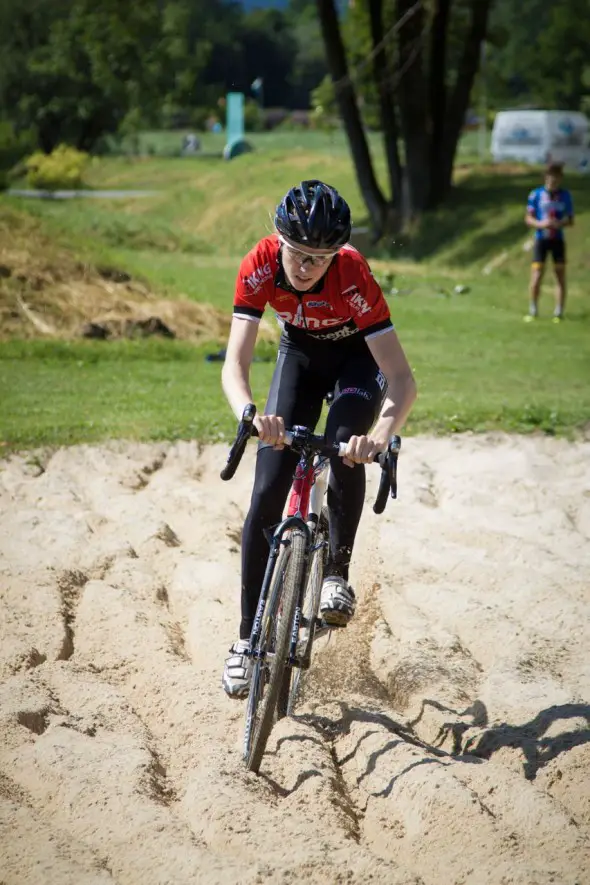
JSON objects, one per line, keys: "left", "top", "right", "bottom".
{"left": 233, "top": 235, "right": 393, "bottom": 343}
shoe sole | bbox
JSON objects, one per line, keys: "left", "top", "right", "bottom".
{"left": 320, "top": 609, "right": 352, "bottom": 627}
{"left": 222, "top": 678, "right": 251, "bottom": 699}
{"left": 223, "top": 686, "right": 249, "bottom": 699}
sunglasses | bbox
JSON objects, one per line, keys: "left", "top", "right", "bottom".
{"left": 282, "top": 243, "right": 338, "bottom": 268}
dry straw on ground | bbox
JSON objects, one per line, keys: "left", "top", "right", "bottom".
{"left": 0, "top": 210, "right": 275, "bottom": 342}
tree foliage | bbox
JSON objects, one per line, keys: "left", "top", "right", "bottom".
{"left": 0, "top": 0, "right": 585, "bottom": 177}
{"left": 485, "top": 0, "right": 590, "bottom": 111}
{"left": 0, "top": 0, "right": 164, "bottom": 151}
{"left": 0, "top": 0, "right": 328, "bottom": 152}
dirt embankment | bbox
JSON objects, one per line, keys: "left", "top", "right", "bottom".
{"left": 0, "top": 435, "right": 589, "bottom": 884}
{"left": 0, "top": 207, "right": 276, "bottom": 343}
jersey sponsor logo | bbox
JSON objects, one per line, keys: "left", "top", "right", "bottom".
{"left": 540, "top": 193, "right": 566, "bottom": 213}
{"left": 243, "top": 262, "right": 272, "bottom": 294}
{"left": 343, "top": 284, "right": 371, "bottom": 316}
{"left": 375, "top": 370, "right": 387, "bottom": 391}
{"left": 312, "top": 325, "right": 359, "bottom": 341}
{"left": 305, "top": 299, "right": 332, "bottom": 309}
{"left": 338, "top": 386, "right": 372, "bottom": 401}
{"left": 275, "top": 310, "right": 342, "bottom": 330}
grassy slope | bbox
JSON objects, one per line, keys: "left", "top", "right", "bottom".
{"left": 1, "top": 136, "right": 589, "bottom": 449}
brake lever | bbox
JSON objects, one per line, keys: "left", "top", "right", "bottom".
{"left": 220, "top": 403, "right": 257, "bottom": 481}
{"left": 373, "top": 435, "right": 402, "bottom": 514}
{"left": 388, "top": 435, "right": 401, "bottom": 500}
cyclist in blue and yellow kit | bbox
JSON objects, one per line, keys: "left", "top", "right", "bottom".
{"left": 525, "top": 163, "right": 574, "bottom": 323}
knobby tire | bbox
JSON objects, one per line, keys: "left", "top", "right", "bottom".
{"left": 280, "top": 507, "right": 329, "bottom": 718}
{"left": 242, "top": 541, "right": 289, "bottom": 769}
{"left": 245, "top": 528, "right": 307, "bottom": 774}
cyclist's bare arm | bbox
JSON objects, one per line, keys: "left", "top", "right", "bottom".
{"left": 338, "top": 329, "right": 415, "bottom": 467}
{"left": 222, "top": 317, "right": 257, "bottom": 419}
{"left": 366, "top": 328, "right": 416, "bottom": 445}
{"left": 221, "top": 316, "right": 285, "bottom": 446}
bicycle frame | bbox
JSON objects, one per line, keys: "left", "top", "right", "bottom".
{"left": 285, "top": 453, "right": 331, "bottom": 664}
{"left": 248, "top": 450, "right": 330, "bottom": 666}
{"left": 287, "top": 453, "right": 331, "bottom": 521}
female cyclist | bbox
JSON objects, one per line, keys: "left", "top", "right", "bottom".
{"left": 221, "top": 180, "right": 417, "bottom": 697}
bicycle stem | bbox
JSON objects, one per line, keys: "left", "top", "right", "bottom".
{"left": 220, "top": 403, "right": 402, "bottom": 511}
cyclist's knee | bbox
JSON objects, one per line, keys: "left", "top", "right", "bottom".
{"left": 326, "top": 398, "right": 375, "bottom": 446}
{"left": 327, "top": 418, "right": 374, "bottom": 448}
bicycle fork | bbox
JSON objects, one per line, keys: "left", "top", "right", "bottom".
{"left": 287, "top": 456, "right": 331, "bottom": 669}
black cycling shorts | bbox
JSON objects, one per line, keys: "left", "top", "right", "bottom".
{"left": 263, "top": 335, "right": 387, "bottom": 438}
{"left": 532, "top": 238, "right": 566, "bottom": 267}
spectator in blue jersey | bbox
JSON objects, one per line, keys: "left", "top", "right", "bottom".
{"left": 524, "top": 163, "right": 574, "bottom": 323}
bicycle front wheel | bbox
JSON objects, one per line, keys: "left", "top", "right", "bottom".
{"left": 282, "top": 506, "right": 328, "bottom": 717}
{"left": 245, "top": 528, "right": 307, "bottom": 774}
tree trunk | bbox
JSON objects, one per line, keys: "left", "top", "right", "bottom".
{"left": 38, "top": 119, "right": 60, "bottom": 154}
{"left": 316, "top": 0, "right": 387, "bottom": 235}
{"left": 368, "top": 0, "right": 403, "bottom": 229}
{"left": 395, "top": 0, "right": 430, "bottom": 217}
{"left": 429, "top": 0, "right": 493, "bottom": 207}
{"left": 427, "top": 0, "right": 452, "bottom": 205}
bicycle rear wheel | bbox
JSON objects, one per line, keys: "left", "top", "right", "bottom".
{"left": 279, "top": 507, "right": 328, "bottom": 718}
{"left": 244, "top": 528, "right": 307, "bottom": 774}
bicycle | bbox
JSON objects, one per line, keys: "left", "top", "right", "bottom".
{"left": 220, "top": 401, "right": 401, "bottom": 774}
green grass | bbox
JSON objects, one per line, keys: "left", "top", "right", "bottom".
{"left": 0, "top": 340, "right": 274, "bottom": 448}
{"left": 108, "top": 127, "right": 489, "bottom": 163}
{"left": 1, "top": 132, "right": 589, "bottom": 450}
{"left": 2, "top": 283, "right": 588, "bottom": 449}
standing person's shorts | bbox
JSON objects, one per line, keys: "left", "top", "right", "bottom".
{"left": 532, "top": 239, "right": 566, "bottom": 268}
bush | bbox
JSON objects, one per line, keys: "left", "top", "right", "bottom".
{"left": 25, "top": 144, "right": 90, "bottom": 190}
{"left": 244, "top": 100, "right": 264, "bottom": 133}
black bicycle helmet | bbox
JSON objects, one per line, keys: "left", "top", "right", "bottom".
{"left": 275, "top": 180, "right": 352, "bottom": 250}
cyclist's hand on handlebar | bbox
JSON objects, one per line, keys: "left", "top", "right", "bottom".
{"left": 342, "top": 434, "right": 384, "bottom": 468}
{"left": 254, "top": 414, "right": 286, "bottom": 449}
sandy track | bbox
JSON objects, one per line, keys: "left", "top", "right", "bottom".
{"left": 0, "top": 435, "right": 589, "bottom": 885}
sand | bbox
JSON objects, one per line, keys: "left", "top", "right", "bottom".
{"left": 1, "top": 434, "right": 589, "bottom": 885}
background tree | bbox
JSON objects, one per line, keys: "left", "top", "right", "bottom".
{"left": 288, "top": 0, "right": 330, "bottom": 109}
{"left": 1, "top": 0, "right": 586, "bottom": 167}
{"left": 483, "top": 0, "right": 590, "bottom": 111}
{"left": 513, "top": 0, "right": 590, "bottom": 111}
{"left": 240, "top": 9, "right": 294, "bottom": 106}
{"left": 0, "top": 0, "right": 308, "bottom": 151}
{"left": 317, "top": 0, "right": 494, "bottom": 232}
{"left": 0, "top": 0, "right": 164, "bottom": 152}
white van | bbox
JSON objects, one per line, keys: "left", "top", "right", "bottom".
{"left": 491, "top": 110, "right": 590, "bottom": 171}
